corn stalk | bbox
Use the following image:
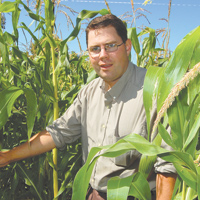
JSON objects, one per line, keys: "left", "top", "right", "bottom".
{"left": 45, "top": 0, "right": 58, "bottom": 198}
{"left": 52, "top": 41, "right": 59, "bottom": 199}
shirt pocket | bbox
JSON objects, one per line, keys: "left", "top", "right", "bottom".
{"left": 114, "top": 136, "right": 141, "bottom": 167}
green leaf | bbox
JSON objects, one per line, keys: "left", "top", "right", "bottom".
{"left": 157, "top": 26, "right": 200, "bottom": 111}
{"left": 0, "top": 1, "right": 16, "bottom": 12}
{"left": 183, "top": 111, "right": 200, "bottom": 150}
{"left": 19, "top": 0, "right": 41, "bottom": 21}
{"left": 158, "top": 123, "right": 177, "bottom": 150}
{"left": 56, "top": 153, "right": 81, "bottom": 199}
{"left": 128, "top": 27, "right": 140, "bottom": 54}
{"left": 107, "top": 175, "right": 133, "bottom": 200}
{"left": 143, "top": 66, "right": 164, "bottom": 138}
{"left": 11, "top": 170, "right": 19, "bottom": 196}
{"left": 196, "top": 167, "right": 200, "bottom": 199}
{"left": 138, "top": 154, "right": 157, "bottom": 179}
{"left": 61, "top": 9, "right": 109, "bottom": 49}
{"left": 188, "top": 72, "right": 200, "bottom": 106}
{"left": 40, "top": 73, "right": 56, "bottom": 102}
{"left": 185, "top": 187, "right": 197, "bottom": 200}
{"left": 172, "top": 175, "right": 182, "bottom": 200}
{"left": 3, "top": 32, "right": 16, "bottom": 44}
{"left": 123, "top": 134, "right": 167, "bottom": 156}
{"left": 23, "top": 89, "right": 37, "bottom": 141}
{"left": 86, "top": 69, "right": 97, "bottom": 84}
{"left": 44, "top": 0, "right": 55, "bottom": 32}
{"left": 167, "top": 91, "right": 188, "bottom": 150}
{"left": 159, "top": 151, "right": 196, "bottom": 172}
{"left": 46, "top": 32, "right": 56, "bottom": 48}
{"left": 173, "top": 163, "right": 197, "bottom": 191}
{"left": 16, "top": 163, "right": 43, "bottom": 200}
{"left": 12, "top": 4, "right": 20, "bottom": 40}
{"left": 129, "top": 172, "right": 151, "bottom": 200}
{"left": 19, "top": 22, "right": 45, "bottom": 55}
{"left": 188, "top": 89, "right": 200, "bottom": 131}
{"left": 72, "top": 146, "right": 103, "bottom": 200}
{"left": 0, "top": 87, "right": 23, "bottom": 130}
{"left": 12, "top": 47, "right": 23, "bottom": 59}
{"left": 0, "top": 41, "right": 8, "bottom": 66}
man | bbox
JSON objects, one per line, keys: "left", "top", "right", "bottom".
{"left": 0, "top": 14, "right": 176, "bottom": 199}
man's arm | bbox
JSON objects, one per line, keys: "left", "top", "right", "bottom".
{"left": 156, "top": 173, "right": 177, "bottom": 200}
{"left": 0, "top": 130, "right": 56, "bottom": 168}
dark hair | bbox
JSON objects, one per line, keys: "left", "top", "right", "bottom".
{"left": 86, "top": 14, "right": 127, "bottom": 46}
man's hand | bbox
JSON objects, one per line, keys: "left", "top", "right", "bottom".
{"left": 0, "top": 151, "right": 10, "bottom": 167}
{"left": 156, "top": 173, "right": 177, "bottom": 200}
{"left": 0, "top": 130, "right": 56, "bottom": 168}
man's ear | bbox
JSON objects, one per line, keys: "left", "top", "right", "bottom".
{"left": 125, "top": 39, "right": 132, "bottom": 55}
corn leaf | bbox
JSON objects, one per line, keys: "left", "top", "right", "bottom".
{"left": 158, "top": 123, "right": 177, "bottom": 150}
{"left": 173, "top": 163, "right": 197, "bottom": 191}
{"left": 40, "top": 73, "right": 56, "bottom": 102}
{"left": 183, "top": 112, "right": 200, "bottom": 151}
{"left": 128, "top": 172, "right": 151, "bottom": 200}
{"left": 0, "top": 87, "right": 23, "bottom": 130}
{"left": 128, "top": 27, "right": 140, "bottom": 54}
{"left": 61, "top": 9, "right": 110, "bottom": 49}
{"left": 23, "top": 89, "right": 37, "bottom": 141}
{"left": 19, "top": 22, "right": 45, "bottom": 55}
{"left": 72, "top": 146, "right": 103, "bottom": 200}
{"left": 107, "top": 175, "right": 133, "bottom": 200}
{"left": 157, "top": 26, "right": 200, "bottom": 111}
{"left": 0, "top": 1, "right": 16, "bottom": 12}
{"left": 18, "top": 0, "right": 41, "bottom": 21}
{"left": 185, "top": 187, "right": 197, "bottom": 200}
{"left": 143, "top": 66, "right": 164, "bottom": 138}
{"left": 16, "top": 163, "right": 43, "bottom": 200}
{"left": 159, "top": 151, "right": 196, "bottom": 172}
{"left": 196, "top": 167, "right": 200, "bottom": 199}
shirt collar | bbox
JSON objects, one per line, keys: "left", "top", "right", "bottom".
{"left": 100, "top": 62, "right": 133, "bottom": 105}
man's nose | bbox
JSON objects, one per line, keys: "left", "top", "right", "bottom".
{"left": 99, "top": 47, "right": 109, "bottom": 58}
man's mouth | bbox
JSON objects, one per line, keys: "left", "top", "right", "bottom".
{"left": 100, "top": 64, "right": 112, "bottom": 69}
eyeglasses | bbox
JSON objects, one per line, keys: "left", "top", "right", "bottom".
{"left": 88, "top": 42, "right": 124, "bottom": 57}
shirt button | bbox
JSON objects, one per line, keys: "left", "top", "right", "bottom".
{"left": 102, "top": 124, "right": 106, "bottom": 128}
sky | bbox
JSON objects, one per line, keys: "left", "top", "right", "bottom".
{"left": 4, "top": 0, "right": 200, "bottom": 60}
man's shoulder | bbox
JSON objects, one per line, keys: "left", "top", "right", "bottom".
{"left": 78, "top": 77, "right": 102, "bottom": 97}
{"left": 132, "top": 63, "right": 147, "bottom": 75}
{"left": 129, "top": 62, "right": 147, "bottom": 87}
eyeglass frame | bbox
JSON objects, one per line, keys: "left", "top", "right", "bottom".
{"left": 87, "top": 42, "right": 124, "bottom": 57}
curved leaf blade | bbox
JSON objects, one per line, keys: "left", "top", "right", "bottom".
{"left": 129, "top": 172, "right": 151, "bottom": 200}
{"left": 0, "top": 1, "right": 16, "bottom": 12}
{"left": 157, "top": 26, "right": 200, "bottom": 111}
{"left": 61, "top": 9, "right": 109, "bottom": 48}
{"left": 23, "top": 89, "right": 37, "bottom": 141}
{"left": 0, "top": 87, "right": 23, "bottom": 130}
{"left": 107, "top": 175, "right": 133, "bottom": 200}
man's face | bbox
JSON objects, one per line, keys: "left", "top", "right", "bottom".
{"left": 87, "top": 26, "right": 132, "bottom": 89}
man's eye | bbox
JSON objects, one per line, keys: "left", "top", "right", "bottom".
{"left": 90, "top": 46, "right": 100, "bottom": 52}
{"left": 107, "top": 43, "right": 116, "bottom": 48}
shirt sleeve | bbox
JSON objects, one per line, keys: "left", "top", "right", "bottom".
{"left": 46, "top": 93, "right": 82, "bottom": 151}
{"left": 154, "top": 138, "right": 177, "bottom": 174}
{"left": 150, "top": 102, "right": 177, "bottom": 174}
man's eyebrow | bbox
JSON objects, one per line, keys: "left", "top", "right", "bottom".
{"left": 105, "top": 41, "right": 118, "bottom": 44}
{"left": 89, "top": 41, "right": 118, "bottom": 47}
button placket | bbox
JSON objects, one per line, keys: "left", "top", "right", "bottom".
{"left": 92, "top": 97, "right": 112, "bottom": 186}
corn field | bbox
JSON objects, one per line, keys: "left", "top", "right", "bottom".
{"left": 0, "top": 0, "right": 200, "bottom": 200}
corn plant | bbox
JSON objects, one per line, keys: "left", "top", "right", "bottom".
{"left": 71, "top": 26, "right": 200, "bottom": 200}
{"left": 0, "top": 1, "right": 109, "bottom": 199}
